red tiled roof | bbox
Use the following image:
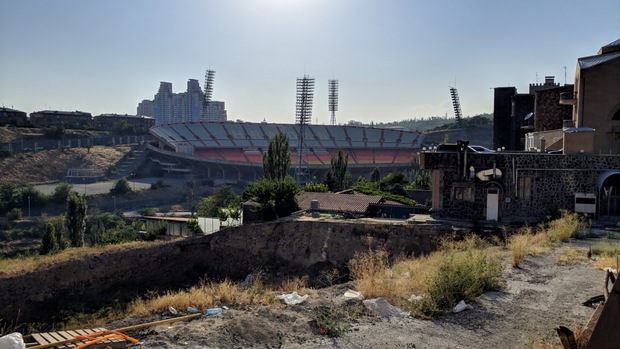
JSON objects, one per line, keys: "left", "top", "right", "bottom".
{"left": 297, "top": 192, "right": 385, "bottom": 214}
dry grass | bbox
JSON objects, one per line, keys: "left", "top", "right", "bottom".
{"left": 127, "top": 275, "right": 292, "bottom": 317}
{"left": 590, "top": 241, "right": 620, "bottom": 270}
{"left": 280, "top": 275, "right": 309, "bottom": 292}
{"left": 546, "top": 211, "right": 586, "bottom": 243}
{"left": 0, "top": 241, "right": 166, "bottom": 277}
{"left": 348, "top": 235, "right": 503, "bottom": 316}
{"left": 556, "top": 247, "right": 588, "bottom": 266}
{"left": 507, "top": 225, "right": 550, "bottom": 268}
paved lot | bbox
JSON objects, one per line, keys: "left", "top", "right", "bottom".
{"left": 36, "top": 177, "right": 187, "bottom": 196}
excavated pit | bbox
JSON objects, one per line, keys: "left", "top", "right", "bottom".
{"left": 0, "top": 220, "right": 466, "bottom": 324}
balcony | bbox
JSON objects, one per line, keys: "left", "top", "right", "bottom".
{"left": 559, "top": 92, "right": 577, "bottom": 105}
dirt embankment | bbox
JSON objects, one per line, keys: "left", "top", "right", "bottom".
{"left": 0, "top": 146, "right": 130, "bottom": 184}
{"left": 0, "top": 221, "right": 454, "bottom": 324}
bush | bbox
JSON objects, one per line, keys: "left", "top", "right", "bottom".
{"left": 138, "top": 208, "right": 157, "bottom": 216}
{"left": 52, "top": 182, "right": 74, "bottom": 203}
{"left": 546, "top": 210, "right": 585, "bottom": 243}
{"left": 6, "top": 208, "right": 22, "bottom": 221}
{"left": 110, "top": 178, "right": 132, "bottom": 195}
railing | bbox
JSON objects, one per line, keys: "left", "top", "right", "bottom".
{"left": 559, "top": 92, "right": 577, "bottom": 104}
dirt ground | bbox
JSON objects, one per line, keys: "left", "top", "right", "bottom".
{"left": 107, "top": 239, "right": 607, "bottom": 349}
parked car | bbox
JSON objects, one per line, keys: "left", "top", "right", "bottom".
{"left": 435, "top": 143, "right": 493, "bottom": 153}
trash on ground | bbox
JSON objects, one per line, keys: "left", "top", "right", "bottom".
{"left": 363, "top": 297, "right": 407, "bottom": 318}
{"left": 278, "top": 291, "right": 309, "bottom": 305}
{"left": 169, "top": 306, "right": 178, "bottom": 315}
{"left": 0, "top": 332, "right": 25, "bottom": 349}
{"left": 205, "top": 306, "right": 228, "bottom": 315}
{"left": 343, "top": 289, "right": 364, "bottom": 300}
{"left": 453, "top": 300, "right": 474, "bottom": 313}
{"left": 187, "top": 307, "right": 200, "bottom": 313}
{"left": 242, "top": 273, "right": 253, "bottom": 287}
{"left": 408, "top": 294, "right": 423, "bottom": 303}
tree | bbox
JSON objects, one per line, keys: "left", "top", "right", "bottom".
{"left": 110, "top": 178, "right": 132, "bottom": 195}
{"left": 0, "top": 182, "right": 20, "bottom": 213}
{"left": 370, "top": 167, "right": 381, "bottom": 183}
{"left": 197, "top": 185, "right": 240, "bottom": 217}
{"left": 262, "top": 132, "right": 291, "bottom": 180}
{"left": 228, "top": 203, "right": 242, "bottom": 224}
{"left": 65, "top": 193, "right": 87, "bottom": 247}
{"left": 304, "top": 182, "right": 329, "bottom": 192}
{"left": 186, "top": 179, "right": 198, "bottom": 217}
{"left": 324, "top": 148, "right": 351, "bottom": 192}
{"left": 243, "top": 176, "right": 299, "bottom": 221}
{"left": 39, "top": 222, "right": 59, "bottom": 255}
{"left": 52, "top": 182, "right": 74, "bottom": 203}
{"left": 186, "top": 219, "right": 201, "bottom": 235}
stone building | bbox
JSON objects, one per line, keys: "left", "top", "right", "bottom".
{"left": 534, "top": 84, "right": 574, "bottom": 132}
{"left": 0, "top": 107, "right": 28, "bottom": 127}
{"left": 421, "top": 149, "right": 620, "bottom": 222}
{"left": 558, "top": 38, "right": 620, "bottom": 154}
{"left": 29, "top": 110, "right": 92, "bottom": 129}
{"left": 93, "top": 114, "right": 155, "bottom": 133}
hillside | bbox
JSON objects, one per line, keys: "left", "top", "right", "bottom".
{"left": 0, "top": 146, "right": 131, "bottom": 184}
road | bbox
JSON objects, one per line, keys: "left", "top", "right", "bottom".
{"left": 36, "top": 177, "right": 187, "bottom": 196}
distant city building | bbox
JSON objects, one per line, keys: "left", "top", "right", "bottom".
{"left": 93, "top": 114, "right": 155, "bottom": 133}
{"left": 138, "top": 79, "right": 227, "bottom": 125}
{"left": 29, "top": 110, "right": 92, "bottom": 129}
{"left": 0, "top": 107, "right": 28, "bottom": 127}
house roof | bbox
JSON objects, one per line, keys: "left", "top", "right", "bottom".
{"left": 578, "top": 52, "right": 620, "bottom": 70}
{"left": 297, "top": 191, "right": 384, "bottom": 214}
{"left": 141, "top": 216, "right": 192, "bottom": 223}
{"left": 599, "top": 38, "right": 620, "bottom": 54}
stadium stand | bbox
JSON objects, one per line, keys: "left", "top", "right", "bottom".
{"left": 149, "top": 122, "right": 424, "bottom": 172}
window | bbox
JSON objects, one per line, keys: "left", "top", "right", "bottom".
{"left": 454, "top": 187, "right": 473, "bottom": 201}
{"left": 518, "top": 177, "right": 532, "bottom": 200}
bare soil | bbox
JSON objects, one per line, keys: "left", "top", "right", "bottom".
{"left": 108, "top": 239, "right": 605, "bottom": 349}
{"left": 0, "top": 146, "right": 130, "bottom": 184}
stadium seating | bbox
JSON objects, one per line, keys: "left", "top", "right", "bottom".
{"left": 219, "top": 148, "right": 247, "bottom": 162}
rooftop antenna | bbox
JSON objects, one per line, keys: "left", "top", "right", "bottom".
{"left": 328, "top": 79, "right": 339, "bottom": 126}
{"left": 295, "top": 75, "right": 314, "bottom": 184}
{"left": 563, "top": 66, "right": 567, "bottom": 85}
{"left": 203, "top": 69, "right": 216, "bottom": 120}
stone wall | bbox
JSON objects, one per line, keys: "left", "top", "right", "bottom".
{"left": 535, "top": 85, "right": 573, "bottom": 132}
{"left": 422, "top": 151, "right": 620, "bottom": 221}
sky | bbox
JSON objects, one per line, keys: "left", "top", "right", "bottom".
{"left": 1, "top": 0, "right": 619, "bottom": 125}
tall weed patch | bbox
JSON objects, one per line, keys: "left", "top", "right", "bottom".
{"left": 546, "top": 210, "right": 585, "bottom": 242}
{"left": 412, "top": 236, "right": 503, "bottom": 317}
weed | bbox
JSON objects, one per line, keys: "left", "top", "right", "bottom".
{"left": 280, "top": 275, "right": 309, "bottom": 292}
{"left": 546, "top": 211, "right": 585, "bottom": 243}
{"left": 556, "top": 247, "right": 588, "bottom": 266}
{"left": 507, "top": 226, "right": 549, "bottom": 268}
{"left": 314, "top": 303, "right": 363, "bottom": 338}
{"left": 590, "top": 241, "right": 620, "bottom": 257}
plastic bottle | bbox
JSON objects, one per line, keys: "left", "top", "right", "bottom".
{"left": 205, "top": 307, "right": 226, "bottom": 315}
{"left": 187, "top": 307, "right": 199, "bottom": 313}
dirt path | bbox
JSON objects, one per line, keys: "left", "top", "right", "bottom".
{"left": 111, "top": 239, "right": 605, "bottom": 349}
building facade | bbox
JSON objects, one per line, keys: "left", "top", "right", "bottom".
{"left": 29, "top": 110, "right": 92, "bottom": 129}
{"left": 138, "top": 79, "right": 227, "bottom": 125}
{"left": 0, "top": 107, "right": 28, "bottom": 127}
{"left": 421, "top": 150, "right": 620, "bottom": 222}
{"left": 560, "top": 38, "right": 620, "bottom": 154}
{"left": 93, "top": 114, "right": 155, "bottom": 133}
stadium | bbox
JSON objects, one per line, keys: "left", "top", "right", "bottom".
{"left": 147, "top": 121, "right": 424, "bottom": 182}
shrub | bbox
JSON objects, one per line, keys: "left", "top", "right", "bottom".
{"left": 315, "top": 307, "right": 351, "bottom": 337}
{"left": 546, "top": 210, "right": 585, "bottom": 243}
{"left": 6, "top": 208, "right": 22, "bottom": 221}
{"left": 52, "top": 182, "right": 74, "bottom": 203}
{"left": 110, "top": 178, "right": 132, "bottom": 195}
{"left": 507, "top": 226, "right": 549, "bottom": 268}
{"left": 138, "top": 208, "right": 157, "bottom": 216}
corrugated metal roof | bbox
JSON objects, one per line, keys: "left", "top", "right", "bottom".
{"left": 602, "top": 38, "right": 620, "bottom": 48}
{"left": 579, "top": 52, "right": 620, "bottom": 69}
{"left": 297, "top": 192, "right": 384, "bottom": 214}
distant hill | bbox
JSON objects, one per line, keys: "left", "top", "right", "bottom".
{"left": 346, "top": 113, "right": 492, "bottom": 132}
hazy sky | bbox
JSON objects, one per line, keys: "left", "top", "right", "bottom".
{"left": 1, "top": 0, "right": 618, "bottom": 125}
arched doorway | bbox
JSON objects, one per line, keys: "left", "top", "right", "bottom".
{"left": 598, "top": 171, "right": 620, "bottom": 218}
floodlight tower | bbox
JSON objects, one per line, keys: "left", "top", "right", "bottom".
{"left": 449, "top": 86, "right": 467, "bottom": 140}
{"left": 295, "top": 75, "right": 315, "bottom": 183}
{"left": 328, "top": 79, "right": 339, "bottom": 125}
{"left": 203, "top": 69, "right": 215, "bottom": 119}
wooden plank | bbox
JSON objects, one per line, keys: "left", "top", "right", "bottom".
{"left": 39, "top": 333, "right": 57, "bottom": 344}
{"left": 47, "top": 332, "right": 65, "bottom": 342}
{"left": 56, "top": 331, "right": 75, "bottom": 341}
{"left": 31, "top": 333, "right": 49, "bottom": 345}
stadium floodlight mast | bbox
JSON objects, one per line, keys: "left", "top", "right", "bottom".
{"left": 328, "top": 79, "right": 339, "bottom": 126}
{"left": 203, "top": 69, "right": 215, "bottom": 119}
{"left": 295, "top": 75, "right": 315, "bottom": 184}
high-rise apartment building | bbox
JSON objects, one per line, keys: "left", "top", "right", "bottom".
{"left": 138, "top": 79, "right": 227, "bottom": 125}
